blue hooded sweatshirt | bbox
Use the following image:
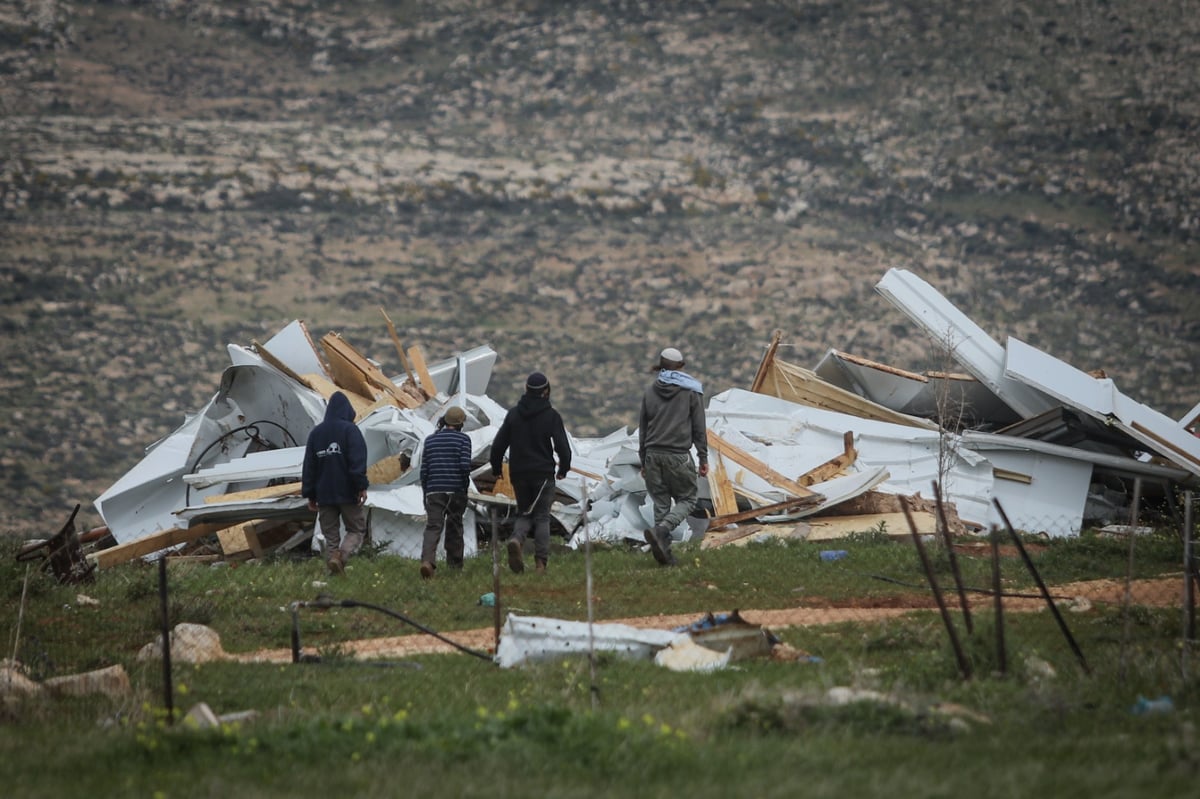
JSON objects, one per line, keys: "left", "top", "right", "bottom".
{"left": 302, "top": 391, "right": 369, "bottom": 506}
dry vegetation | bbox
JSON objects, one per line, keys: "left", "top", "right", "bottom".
{"left": 1, "top": 0, "right": 1198, "bottom": 537}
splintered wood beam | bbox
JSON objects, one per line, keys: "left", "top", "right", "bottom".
{"left": 87, "top": 522, "right": 228, "bottom": 570}
{"left": 706, "top": 495, "right": 824, "bottom": 530}
{"left": 320, "top": 332, "right": 420, "bottom": 410}
{"left": 797, "top": 430, "right": 858, "bottom": 486}
{"left": 749, "top": 329, "right": 783, "bottom": 393}
{"left": 706, "top": 430, "right": 817, "bottom": 498}
{"left": 406, "top": 344, "right": 437, "bottom": 399}
{"left": 204, "top": 482, "right": 302, "bottom": 503}
{"left": 707, "top": 455, "right": 739, "bottom": 516}
{"left": 379, "top": 307, "right": 420, "bottom": 389}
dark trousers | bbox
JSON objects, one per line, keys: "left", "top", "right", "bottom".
{"left": 511, "top": 477, "right": 556, "bottom": 563}
{"left": 421, "top": 491, "right": 467, "bottom": 568}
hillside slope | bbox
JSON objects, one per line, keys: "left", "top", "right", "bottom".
{"left": 1, "top": 0, "right": 1198, "bottom": 536}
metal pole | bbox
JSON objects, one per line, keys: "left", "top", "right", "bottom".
{"left": 582, "top": 478, "right": 598, "bottom": 709}
{"left": 491, "top": 506, "right": 501, "bottom": 649}
{"left": 934, "top": 480, "right": 973, "bottom": 634}
{"left": 990, "top": 526, "right": 1007, "bottom": 676}
{"left": 902, "top": 498, "right": 971, "bottom": 679}
{"left": 1119, "top": 478, "right": 1143, "bottom": 684}
{"left": 994, "top": 499, "right": 1091, "bottom": 674}
{"left": 1183, "top": 490, "right": 1195, "bottom": 675}
{"left": 157, "top": 556, "right": 174, "bottom": 724}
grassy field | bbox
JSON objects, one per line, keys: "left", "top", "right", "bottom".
{"left": 2, "top": 530, "right": 1197, "bottom": 798}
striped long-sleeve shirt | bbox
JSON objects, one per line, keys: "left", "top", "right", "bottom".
{"left": 420, "top": 427, "right": 473, "bottom": 493}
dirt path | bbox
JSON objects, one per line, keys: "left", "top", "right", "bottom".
{"left": 231, "top": 576, "right": 1186, "bottom": 664}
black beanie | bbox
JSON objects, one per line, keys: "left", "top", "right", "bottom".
{"left": 525, "top": 371, "right": 549, "bottom": 393}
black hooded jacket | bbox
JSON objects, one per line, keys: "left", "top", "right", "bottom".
{"left": 302, "top": 391, "right": 370, "bottom": 506}
{"left": 489, "top": 393, "right": 571, "bottom": 482}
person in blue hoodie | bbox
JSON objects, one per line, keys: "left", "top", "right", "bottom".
{"left": 638, "top": 347, "right": 708, "bottom": 566}
{"left": 302, "top": 391, "right": 369, "bottom": 575}
{"left": 489, "top": 372, "right": 571, "bottom": 575}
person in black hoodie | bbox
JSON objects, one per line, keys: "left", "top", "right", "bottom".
{"left": 302, "top": 391, "right": 370, "bottom": 575}
{"left": 489, "top": 372, "right": 572, "bottom": 575}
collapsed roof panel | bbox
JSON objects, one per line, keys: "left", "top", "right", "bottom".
{"left": 874, "top": 268, "right": 1057, "bottom": 419}
{"left": 706, "top": 388, "right": 995, "bottom": 528}
{"left": 1004, "top": 336, "right": 1200, "bottom": 480}
{"left": 814, "top": 348, "right": 1020, "bottom": 430}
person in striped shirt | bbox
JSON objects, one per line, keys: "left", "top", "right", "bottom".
{"left": 418, "top": 405, "right": 473, "bottom": 579}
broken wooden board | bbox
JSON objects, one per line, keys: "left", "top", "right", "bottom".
{"left": 806, "top": 511, "right": 938, "bottom": 540}
{"left": 406, "top": 344, "right": 438, "bottom": 399}
{"left": 707, "top": 430, "right": 817, "bottom": 498}
{"left": 706, "top": 495, "right": 824, "bottom": 530}
{"left": 87, "top": 522, "right": 228, "bottom": 569}
{"left": 320, "top": 332, "right": 422, "bottom": 410}
{"left": 751, "top": 348, "right": 937, "bottom": 430}
{"left": 379, "top": 307, "right": 422, "bottom": 389}
{"left": 706, "top": 454, "right": 739, "bottom": 517}
{"left": 813, "top": 490, "right": 966, "bottom": 535}
{"left": 204, "top": 482, "right": 302, "bottom": 503}
{"left": 797, "top": 430, "right": 857, "bottom": 486}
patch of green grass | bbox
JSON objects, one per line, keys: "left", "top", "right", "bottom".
{"left": 1, "top": 534, "right": 1196, "bottom": 797}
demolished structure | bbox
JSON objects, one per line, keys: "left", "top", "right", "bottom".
{"left": 83, "top": 270, "right": 1200, "bottom": 571}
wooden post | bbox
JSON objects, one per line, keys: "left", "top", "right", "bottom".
{"left": 749, "top": 330, "right": 783, "bottom": 393}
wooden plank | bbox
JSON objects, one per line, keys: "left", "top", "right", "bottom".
{"left": 204, "top": 482, "right": 301, "bottom": 503}
{"left": 379, "top": 306, "right": 422, "bottom": 395}
{"left": 406, "top": 344, "right": 438, "bottom": 399}
{"left": 707, "top": 454, "right": 739, "bottom": 516}
{"left": 706, "top": 430, "right": 817, "bottom": 498}
{"left": 320, "top": 332, "right": 421, "bottom": 410}
{"left": 88, "top": 522, "right": 227, "bottom": 569}
{"left": 749, "top": 329, "right": 783, "bottom": 393}
{"left": 807, "top": 511, "right": 937, "bottom": 540}
{"left": 217, "top": 521, "right": 263, "bottom": 559}
{"left": 756, "top": 357, "right": 937, "bottom": 430}
{"left": 797, "top": 430, "right": 858, "bottom": 486}
{"left": 368, "top": 454, "right": 404, "bottom": 486}
{"left": 706, "top": 495, "right": 823, "bottom": 530}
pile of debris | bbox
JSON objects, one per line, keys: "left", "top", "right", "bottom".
{"left": 61, "top": 270, "right": 1198, "bottom": 575}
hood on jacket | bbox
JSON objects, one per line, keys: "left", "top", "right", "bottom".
{"left": 516, "top": 393, "right": 553, "bottom": 419}
{"left": 325, "top": 391, "right": 356, "bottom": 423}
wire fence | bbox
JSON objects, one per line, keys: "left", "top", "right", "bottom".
{"left": 4, "top": 492, "right": 1197, "bottom": 693}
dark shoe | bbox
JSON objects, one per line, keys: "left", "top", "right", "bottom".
{"left": 644, "top": 528, "right": 670, "bottom": 566}
{"left": 420, "top": 561, "right": 435, "bottom": 580}
{"left": 507, "top": 538, "right": 525, "bottom": 573}
{"left": 535, "top": 558, "right": 547, "bottom": 575}
{"left": 327, "top": 550, "right": 345, "bottom": 576}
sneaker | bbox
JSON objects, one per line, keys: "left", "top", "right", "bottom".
{"left": 506, "top": 538, "right": 525, "bottom": 573}
{"left": 535, "top": 558, "right": 547, "bottom": 575}
{"left": 327, "top": 550, "right": 345, "bottom": 576}
{"left": 644, "top": 528, "right": 670, "bottom": 566}
{"left": 419, "top": 561, "right": 435, "bottom": 580}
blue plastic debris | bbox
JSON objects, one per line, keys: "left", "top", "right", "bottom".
{"left": 819, "top": 550, "right": 848, "bottom": 562}
{"left": 1131, "top": 695, "right": 1174, "bottom": 715}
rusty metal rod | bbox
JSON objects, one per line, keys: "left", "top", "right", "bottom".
{"left": 902, "top": 497, "right": 971, "bottom": 679}
{"left": 933, "top": 480, "right": 973, "bottom": 634}
{"left": 158, "top": 556, "right": 174, "bottom": 724}
{"left": 994, "top": 499, "right": 1091, "bottom": 675}
{"left": 991, "top": 526, "right": 1007, "bottom": 676}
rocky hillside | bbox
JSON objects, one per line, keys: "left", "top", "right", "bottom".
{"left": 2, "top": 0, "right": 1198, "bottom": 537}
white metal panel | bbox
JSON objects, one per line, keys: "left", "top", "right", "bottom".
{"left": 1005, "top": 336, "right": 1200, "bottom": 478}
{"left": 874, "top": 268, "right": 1056, "bottom": 418}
